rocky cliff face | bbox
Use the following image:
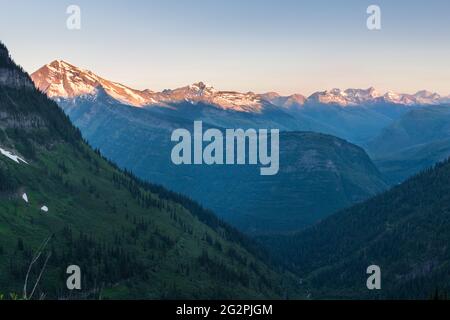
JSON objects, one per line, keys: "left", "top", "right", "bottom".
{"left": 0, "top": 43, "right": 50, "bottom": 134}
{"left": 0, "top": 43, "right": 34, "bottom": 90}
{"left": 0, "top": 68, "right": 34, "bottom": 90}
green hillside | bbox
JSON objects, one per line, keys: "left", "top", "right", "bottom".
{"left": 260, "top": 157, "right": 450, "bottom": 299}
{"left": 0, "top": 42, "right": 296, "bottom": 299}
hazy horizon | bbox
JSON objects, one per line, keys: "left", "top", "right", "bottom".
{"left": 1, "top": 0, "right": 449, "bottom": 96}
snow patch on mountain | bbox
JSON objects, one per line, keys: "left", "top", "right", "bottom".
{"left": 0, "top": 147, "right": 28, "bottom": 164}
{"left": 32, "top": 63, "right": 265, "bottom": 111}
{"left": 308, "top": 87, "right": 382, "bottom": 106}
{"left": 307, "top": 87, "right": 445, "bottom": 107}
{"left": 31, "top": 60, "right": 153, "bottom": 107}
{"left": 31, "top": 60, "right": 447, "bottom": 111}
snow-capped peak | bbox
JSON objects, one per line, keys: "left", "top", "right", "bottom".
{"left": 307, "top": 87, "right": 444, "bottom": 107}
{"left": 31, "top": 61, "right": 265, "bottom": 111}
{"left": 31, "top": 60, "right": 446, "bottom": 111}
{"left": 308, "top": 88, "right": 351, "bottom": 106}
{"left": 383, "top": 90, "right": 442, "bottom": 106}
{"left": 160, "top": 81, "right": 216, "bottom": 100}
{"left": 345, "top": 87, "right": 381, "bottom": 100}
{"left": 308, "top": 87, "right": 383, "bottom": 106}
{"left": 413, "top": 90, "right": 442, "bottom": 104}
{"left": 156, "top": 82, "right": 262, "bottom": 111}
{"left": 32, "top": 61, "right": 267, "bottom": 111}
{"left": 188, "top": 81, "right": 215, "bottom": 93}
{"left": 31, "top": 60, "right": 152, "bottom": 107}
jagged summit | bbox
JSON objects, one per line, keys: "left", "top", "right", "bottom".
{"left": 307, "top": 87, "right": 383, "bottom": 106}
{"left": 32, "top": 59, "right": 153, "bottom": 106}
{"left": 31, "top": 59, "right": 447, "bottom": 110}
{"left": 31, "top": 62, "right": 265, "bottom": 111}
{"left": 382, "top": 90, "right": 443, "bottom": 106}
{"left": 307, "top": 87, "right": 444, "bottom": 106}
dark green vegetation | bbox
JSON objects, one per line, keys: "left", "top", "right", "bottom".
{"left": 0, "top": 42, "right": 297, "bottom": 299}
{"left": 368, "top": 106, "right": 450, "bottom": 184}
{"left": 260, "top": 158, "right": 450, "bottom": 299}
{"left": 58, "top": 96, "right": 387, "bottom": 234}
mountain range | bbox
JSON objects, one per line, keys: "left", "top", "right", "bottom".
{"left": 32, "top": 60, "right": 450, "bottom": 110}
{"left": 0, "top": 42, "right": 298, "bottom": 299}
{"left": 29, "top": 59, "right": 450, "bottom": 234}
{"left": 30, "top": 61, "right": 394, "bottom": 234}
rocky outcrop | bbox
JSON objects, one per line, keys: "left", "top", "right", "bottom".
{"left": 0, "top": 68, "right": 34, "bottom": 90}
{"left": 0, "top": 42, "right": 34, "bottom": 90}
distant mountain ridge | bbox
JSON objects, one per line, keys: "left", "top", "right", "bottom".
{"left": 368, "top": 106, "right": 450, "bottom": 184}
{"left": 32, "top": 60, "right": 265, "bottom": 112}
{"left": 31, "top": 60, "right": 449, "bottom": 110}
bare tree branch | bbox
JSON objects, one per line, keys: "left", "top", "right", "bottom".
{"left": 29, "top": 252, "right": 52, "bottom": 300}
{"left": 23, "top": 236, "right": 52, "bottom": 300}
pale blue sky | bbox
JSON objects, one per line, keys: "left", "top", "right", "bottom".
{"left": 1, "top": 0, "right": 449, "bottom": 95}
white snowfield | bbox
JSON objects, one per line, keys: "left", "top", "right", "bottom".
{"left": 0, "top": 147, "right": 28, "bottom": 164}
{"left": 22, "top": 193, "right": 29, "bottom": 203}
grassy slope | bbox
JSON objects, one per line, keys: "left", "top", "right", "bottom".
{"left": 0, "top": 141, "right": 290, "bottom": 299}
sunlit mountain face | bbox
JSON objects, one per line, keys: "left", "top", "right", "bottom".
{"left": 32, "top": 60, "right": 448, "bottom": 111}
{"left": 33, "top": 60, "right": 265, "bottom": 112}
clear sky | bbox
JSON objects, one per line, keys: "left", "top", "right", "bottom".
{"left": 1, "top": 0, "right": 449, "bottom": 96}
